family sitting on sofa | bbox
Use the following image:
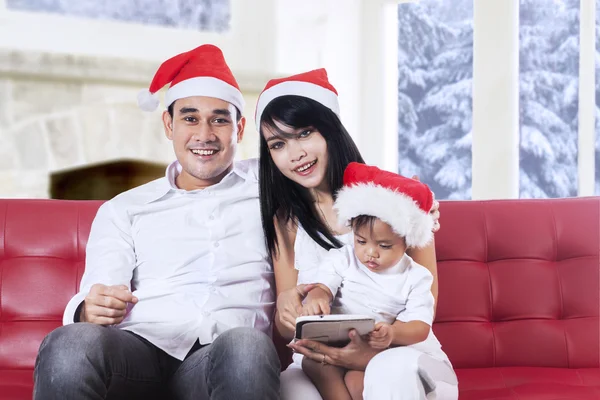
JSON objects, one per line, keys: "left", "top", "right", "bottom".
{"left": 32, "top": 44, "right": 457, "bottom": 400}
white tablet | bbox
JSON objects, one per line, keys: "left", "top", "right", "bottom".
{"left": 294, "top": 314, "right": 376, "bottom": 347}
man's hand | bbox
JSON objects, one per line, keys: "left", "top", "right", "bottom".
{"left": 81, "top": 284, "right": 138, "bottom": 325}
{"left": 368, "top": 322, "right": 393, "bottom": 349}
{"left": 276, "top": 284, "right": 315, "bottom": 332}
{"left": 301, "top": 286, "right": 332, "bottom": 316}
{"left": 288, "top": 329, "right": 382, "bottom": 371}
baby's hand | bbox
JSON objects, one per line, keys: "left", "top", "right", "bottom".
{"left": 301, "top": 286, "right": 332, "bottom": 316}
{"left": 368, "top": 322, "right": 393, "bottom": 349}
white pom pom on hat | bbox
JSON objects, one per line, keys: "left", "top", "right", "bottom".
{"left": 137, "top": 89, "right": 160, "bottom": 112}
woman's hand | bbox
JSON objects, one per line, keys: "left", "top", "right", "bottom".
{"left": 411, "top": 175, "right": 441, "bottom": 233}
{"left": 288, "top": 329, "right": 382, "bottom": 371}
{"left": 277, "top": 284, "right": 315, "bottom": 332}
{"left": 430, "top": 193, "right": 440, "bottom": 233}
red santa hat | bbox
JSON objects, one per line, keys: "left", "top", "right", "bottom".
{"left": 335, "top": 162, "right": 435, "bottom": 248}
{"left": 254, "top": 68, "right": 340, "bottom": 131}
{"left": 137, "top": 44, "right": 244, "bottom": 113}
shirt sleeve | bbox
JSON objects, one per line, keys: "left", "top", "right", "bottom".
{"left": 396, "top": 264, "right": 435, "bottom": 326}
{"left": 62, "top": 200, "right": 137, "bottom": 325}
{"left": 307, "top": 246, "right": 353, "bottom": 299}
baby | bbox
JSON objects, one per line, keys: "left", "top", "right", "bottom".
{"left": 297, "top": 162, "right": 458, "bottom": 400}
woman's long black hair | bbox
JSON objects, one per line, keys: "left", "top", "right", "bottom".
{"left": 259, "top": 95, "right": 364, "bottom": 257}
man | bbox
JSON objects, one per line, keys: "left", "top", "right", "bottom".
{"left": 33, "top": 44, "right": 280, "bottom": 400}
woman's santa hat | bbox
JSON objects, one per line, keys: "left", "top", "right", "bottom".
{"left": 254, "top": 68, "right": 340, "bottom": 131}
{"left": 137, "top": 44, "right": 244, "bottom": 113}
{"left": 335, "top": 162, "right": 435, "bottom": 248}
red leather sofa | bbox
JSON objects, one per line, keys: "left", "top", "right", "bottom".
{"left": 0, "top": 197, "right": 598, "bottom": 399}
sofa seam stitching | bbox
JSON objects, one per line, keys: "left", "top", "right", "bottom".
{"left": 76, "top": 205, "right": 81, "bottom": 295}
{"left": 497, "top": 367, "right": 508, "bottom": 390}
{"left": 2, "top": 203, "right": 6, "bottom": 259}
{"left": 550, "top": 202, "right": 569, "bottom": 368}
{"left": 76, "top": 205, "right": 80, "bottom": 261}
{"left": 482, "top": 203, "right": 496, "bottom": 367}
{"left": 575, "top": 369, "right": 584, "bottom": 385}
{"left": 0, "top": 203, "right": 6, "bottom": 323}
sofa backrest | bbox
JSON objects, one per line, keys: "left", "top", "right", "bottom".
{"left": 433, "top": 197, "right": 599, "bottom": 369}
{"left": 0, "top": 198, "right": 598, "bottom": 371}
{"left": 0, "top": 200, "right": 102, "bottom": 371}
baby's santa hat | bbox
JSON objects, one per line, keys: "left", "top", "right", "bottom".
{"left": 335, "top": 162, "right": 435, "bottom": 248}
{"left": 137, "top": 44, "right": 244, "bottom": 113}
{"left": 254, "top": 68, "right": 340, "bottom": 131}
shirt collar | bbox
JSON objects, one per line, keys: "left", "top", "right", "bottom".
{"left": 165, "top": 160, "right": 250, "bottom": 188}
{"left": 381, "top": 252, "right": 413, "bottom": 275}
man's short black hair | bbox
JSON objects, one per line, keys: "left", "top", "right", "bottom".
{"left": 167, "top": 102, "right": 242, "bottom": 122}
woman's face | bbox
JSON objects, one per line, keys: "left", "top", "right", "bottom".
{"left": 262, "top": 119, "right": 329, "bottom": 190}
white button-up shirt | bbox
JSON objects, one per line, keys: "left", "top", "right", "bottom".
{"left": 63, "top": 159, "right": 274, "bottom": 360}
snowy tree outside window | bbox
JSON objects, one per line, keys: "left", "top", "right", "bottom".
{"left": 596, "top": 0, "right": 600, "bottom": 195}
{"left": 397, "top": 0, "right": 473, "bottom": 200}
{"left": 6, "top": 0, "right": 231, "bottom": 32}
{"left": 519, "top": 0, "right": 579, "bottom": 198}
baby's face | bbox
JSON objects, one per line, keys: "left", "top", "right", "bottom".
{"left": 353, "top": 219, "right": 407, "bottom": 272}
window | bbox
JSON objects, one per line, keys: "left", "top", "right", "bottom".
{"left": 6, "top": 0, "right": 231, "bottom": 32}
{"left": 519, "top": 0, "right": 580, "bottom": 198}
{"left": 397, "top": 0, "right": 473, "bottom": 200}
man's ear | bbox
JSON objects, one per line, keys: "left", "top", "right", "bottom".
{"left": 162, "top": 110, "right": 174, "bottom": 140}
{"left": 236, "top": 116, "right": 246, "bottom": 143}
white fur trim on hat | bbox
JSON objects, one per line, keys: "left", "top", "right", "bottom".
{"left": 255, "top": 81, "right": 340, "bottom": 131}
{"left": 137, "top": 89, "right": 160, "bottom": 112}
{"left": 166, "top": 76, "right": 245, "bottom": 113}
{"left": 334, "top": 183, "right": 434, "bottom": 248}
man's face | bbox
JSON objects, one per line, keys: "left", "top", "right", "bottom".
{"left": 163, "top": 96, "right": 245, "bottom": 190}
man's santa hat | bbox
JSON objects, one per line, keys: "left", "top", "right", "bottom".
{"left": 137, "top": 44, "right": 244, "bottom": 113}
{"left": 254, "top": 68, "right": 340, "bottom": 130}
{"left": 335, "top": 162, "right": 434, "bottom": 248}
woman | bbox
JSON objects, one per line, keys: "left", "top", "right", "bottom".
{"left": 256, "top": 69, "right": 448, "bottom": 399}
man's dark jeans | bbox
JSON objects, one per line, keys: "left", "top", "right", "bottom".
{"left": 33, "top": 323, "right": 280, "bottom": 399}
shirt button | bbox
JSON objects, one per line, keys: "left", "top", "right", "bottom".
{"left": 210, "top": 287, "right": 217, "bottom": 293}
{"left": 214, "top": 242, "right": 219, "bottom": 248}
{"left": 209, "top": 215, "right": 215, "bottom": 220}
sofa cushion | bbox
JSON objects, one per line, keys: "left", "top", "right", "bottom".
{"left": 433, "top": 199, "right": 599, "bottom": 370}
{"left": 0, "top": 370, "right": 35, "bottom": 399}
{"left": 457, "top": 367, "right": 600, "bottom": 399}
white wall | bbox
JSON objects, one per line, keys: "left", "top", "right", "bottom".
{"left": 471, "top": 0, "right": 520, "bottom": 199}
{"left": 274, "top": 0, "right": 400, "bottom": 171}
{"left": 0, "top": 0, "right": 278, "bottom": 75}
{"left": 578, "top": 0, "right": 597, "bottom": 196}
